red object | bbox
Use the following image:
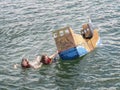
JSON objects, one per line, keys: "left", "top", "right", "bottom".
{"left": 43, "top": 58, "right": 52, "bottom": 65}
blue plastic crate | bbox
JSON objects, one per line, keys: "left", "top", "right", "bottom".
{"left": 59, "top": 46, "right": 88, "bottom": 60}
{"left": 59, "top": 47, "right": 79, "bottom": 60}
{"left": 76, "top": 46, "right": 88, "bottom": 57}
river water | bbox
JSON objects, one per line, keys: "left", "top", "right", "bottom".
{"left": 0, "top": 0, "right": 120, "bottom": 90}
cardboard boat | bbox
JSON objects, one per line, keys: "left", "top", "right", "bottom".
{"left": 53, "top": 20, "right": 101, "bottom": 60}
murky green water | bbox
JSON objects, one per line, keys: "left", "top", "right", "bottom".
{"left": 0, "top": 0, "right": 120, "bottom": 90}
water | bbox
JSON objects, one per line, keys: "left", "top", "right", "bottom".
{"left": 0, "top": 0, "right": 120, "bottom": 90}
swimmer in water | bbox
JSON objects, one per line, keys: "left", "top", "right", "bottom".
{"left": 14, "top": 51, "right": 58, "bottom": 69}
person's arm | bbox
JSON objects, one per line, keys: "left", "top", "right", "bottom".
{"left": 35, "top": 56, "right": 41, "bottom": 62}
{"left": 32, "top": 63, "right": 43, "bottom": 69}
{"left": 14, "top": 64, "right": 20, "bottom": 69}
{"left": 49, "top": 51, "right": 58, "bottom": 59}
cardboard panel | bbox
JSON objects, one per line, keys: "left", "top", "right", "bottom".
{"left": 53, "top": 27, "right": 76, "bottom": 51}
{"left": 55, "top": 34, "right": 75, "bottom": 51}
{"left": 53, "top": 26, "right": 99, "bottom": 52}
{"left": 83, "top": 29, "right": 99, "bottom": 51}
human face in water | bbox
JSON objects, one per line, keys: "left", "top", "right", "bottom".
{"left": 44, "top": 55, "right": 49, "bottom": 61}
{"left": 22, "top": 59, "right": 29, "bottom": 67}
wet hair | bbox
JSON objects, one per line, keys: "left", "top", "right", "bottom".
{"left": 21, "top": 58, "right": 31, "bottom": 68}
{"left": 40, "top": 55, "right": 46, "bottom": 63}
{"left": 40, "top": 55, "right": 52, "bottom": 65}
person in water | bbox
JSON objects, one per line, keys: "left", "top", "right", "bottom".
{"left": 14, "top": 51, "right": 58, "bottom": 69}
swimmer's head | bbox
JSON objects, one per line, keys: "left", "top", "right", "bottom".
{"left": 40, "top": 55, "right": 49, "bottom": 62}
{"left": 21, "top": 58, "right": 30, "bottom": 68}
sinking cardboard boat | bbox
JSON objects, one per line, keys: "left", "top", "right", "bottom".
{"left": 53, "top": 19, "right": 101, "bottom": 60}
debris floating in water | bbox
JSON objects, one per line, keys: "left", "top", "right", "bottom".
{"left": 53, "top": 19, "right": 101, "bottom": 60}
